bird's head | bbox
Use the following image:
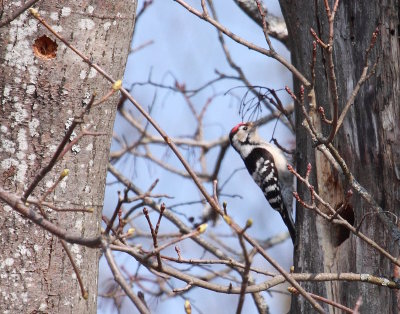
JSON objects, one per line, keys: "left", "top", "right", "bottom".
{"left": 229, "top": 122, "right": 258, "bottom": 152}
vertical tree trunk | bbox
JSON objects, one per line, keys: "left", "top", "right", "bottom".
{"left": 0, "top": 1, "right": 136, "bottom": 312}
{"left": 279, "top": 0, "right": 399, "bottom": 312}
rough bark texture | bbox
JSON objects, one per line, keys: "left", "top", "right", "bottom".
{"left": 0, "top": 1, "right": 136, "bottom": 313}
{"left": 279, "top": 0, "right": 400, "bottom": 313}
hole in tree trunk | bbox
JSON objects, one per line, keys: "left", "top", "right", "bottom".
{"left": 333, "top": 203, "right": 355, "bottom": 246}
{"left": 33, "top": 35, "right": 57, "bottom": 59}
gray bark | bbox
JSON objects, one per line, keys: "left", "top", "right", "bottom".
{"left": 279, "top": 0, "right": 400, "bottom": 313}
{"left": 0, "top": 0, "right": 136, "bottom": 312}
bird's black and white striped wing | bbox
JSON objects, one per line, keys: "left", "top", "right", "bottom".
{"left": 243, "top": 147, "right": 283, "bottom": 210}
{"left": 243, "top": 147, "right": 296, "bottom": 242}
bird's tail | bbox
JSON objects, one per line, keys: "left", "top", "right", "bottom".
{"left": 278, "top": 204, "right": 296, "bottom": 244}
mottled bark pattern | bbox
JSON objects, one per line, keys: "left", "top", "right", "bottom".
{"left": 0, "top": 1, "right": 136, "bottom": 313}
{"left": 279, "top": 0, "right": 399, "bottom": 313}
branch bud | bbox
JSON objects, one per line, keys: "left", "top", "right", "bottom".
{"left": 223, "top": 215, "right": 232, "bottom": 225}
{"left": 29, "top": 8, "right": 40, "bottom": 17}
{"left": 112, "top": 80, "right": 122, "bottom": 90}
{"left": 197, "top": 223, "right": 208, "bottom": 234}
{"left": 245, "top": 218, "right": 253, "bottom": 229}
{"left": 60, "top": 169, "right": 69, "bottom": 178}
{"left": 184, "top": 300, "right": 191, "bottom": 314}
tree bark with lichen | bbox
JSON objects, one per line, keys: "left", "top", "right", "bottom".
{"left": 0, "top": 1, "right": 136, "bottom": 312}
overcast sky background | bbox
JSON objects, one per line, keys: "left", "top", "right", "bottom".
{"left": 98, "top": 1, "right": 295, "bottom": 313}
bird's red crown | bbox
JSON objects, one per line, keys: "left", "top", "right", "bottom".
{"left": 230, "top": 122, "right": 246, "bottom": 137}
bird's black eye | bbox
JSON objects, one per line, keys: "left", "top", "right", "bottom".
{"left": 243, "top": 126, "right": 248, "bottom": 131}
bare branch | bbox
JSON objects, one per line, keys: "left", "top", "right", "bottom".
{"left": 173, "top": 0, "right": 310, "bottom": 87}
{"left": 232, "top": 0, "right": 288, "bottom": 47}
{"left": 103, "top": 242, "right": 150, "bottom": 314}
{"left": 0, "top": 187, "right": 101, "bottom": 247}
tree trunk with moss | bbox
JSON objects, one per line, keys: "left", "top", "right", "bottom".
{"left": 279, "top": 1, "right": 400, "bottom": 312}
{"left": 0, "top": 1, "right": 136, "bottom": 312}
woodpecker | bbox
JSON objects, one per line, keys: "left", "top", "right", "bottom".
{"left": 229, "top": 122, "right": 296, "bottom": 244}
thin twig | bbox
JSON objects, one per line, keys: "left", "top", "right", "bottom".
{"left": 352, "top": 296, "right": 363, "bottom": 314}
{"left": 61, "top": 240, "right": 88, "bottom": 299}
{"left": 232, "top": 0, "right": 288, "bottom": 47}
{"left": 206, "top": 0, "right": 274, "bottom": 113}
{"left": 143, "top": 224, "right": 207, "bottom": 260}
{"left": 173, "top": 0, "right": 310, "bottom": 88}
{"left": 26, "top": 166, "right": 90, "bottom": 299}
{"left": 336, "top": 27, "right": 380, "bottom": 133}
{"left": 143, "top": 207, "right": 163, "bottom": 270}
{"left": 22, "top": 94, "right": 95, "bottom": 201}
{"left": 255, "top": 0, "right": 274, "bottom": 51}
{"left": 130, "top": 40, "right": 154, "bottom": 54}
{"left": 0, "top": 187, "right": 101, "bottom": 247}
{"left": 105, "top": 189, "right": 128, "bottom": 234}
{"left": 26, "top": 199, "right": 94, "bottom": 213}
{"left": 289, "top": 287, "right": 353, "bottom": 313}
{"left": 318, "top": 106, "right": 332, "bottom": 124}
{"left": 320, "top": 5, "right": 339, "bottom": 144}
{"left": 310, "top": 28, "right": 328, "bottom": 49}
{"left": 103, "top": 242, "right": 150, "bottom": 314}
{"left": 310, "top": 41, "right": 317, "bottom": 87}
{"left": 0, "top": 0, "right": 40, "bottom": 28}
{"left": 356, "top": 210, "right": 398, "bottom": 233}
{"left": 236, "top": 231, "right": 251, "bottom": 314}
{"left": 329, "top": 189, "right": 353, "bottom": 221}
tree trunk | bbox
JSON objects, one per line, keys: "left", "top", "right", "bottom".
{"left": 279, "top": 0, "right": 400, "bottom": 312}
{"left": 0, "top": 1, "right": 136, "bottom": 312}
